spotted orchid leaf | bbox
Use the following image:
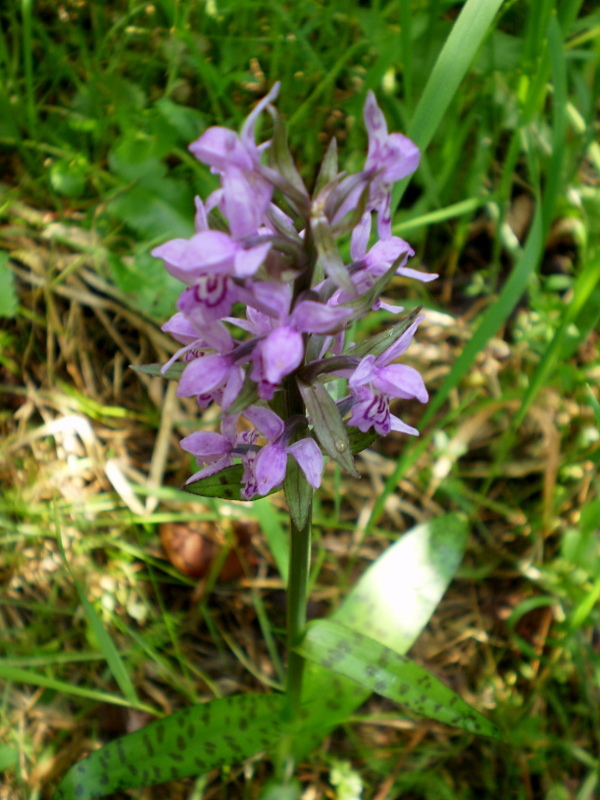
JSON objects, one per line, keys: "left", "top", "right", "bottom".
{"left": 292, "top": 514, "right": 470, "bottom": 759}
{"left": 296, "top": 619, "right": 502, "bottom": 740}
{"left": 53, "top": 694, "right": 283, "bottom": 800}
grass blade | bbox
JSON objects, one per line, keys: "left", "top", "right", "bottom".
{"left": 392, "top": 0, "right": 505, "bottom": 211}
{"left": 55, "top": 514, "right": 139, "bottom": 707}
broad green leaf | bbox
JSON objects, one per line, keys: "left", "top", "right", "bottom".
{"left": 131, "top": 362, "right": 186, "bottom": 380}
{"left": 49, "top": 155, "right": 88, "bottom": 198}
{"left": 293, "top": 514, "right": 468, "bottom": 759}
{"left": 297, "top": 379, "right": 358, "bottom": 477}
{"left": 53, "top": 694, "right": 283, "bottom": 800}
{"left": 0, "top": 252, "right": 18, "bottom": 318}
{"left": 55, "top": 517, "right": 139, "bottom": 707}
{"left": 296, "top": 619, "right": 501, "bottom": 740}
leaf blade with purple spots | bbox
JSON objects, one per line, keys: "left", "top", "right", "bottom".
{"left": 295, "top": 619, "right": 502, "bottom": 740}
{"left": 53, "top": 694, "right": 283, "bottom": 800}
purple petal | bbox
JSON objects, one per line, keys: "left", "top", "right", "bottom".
{"left": 363, "top": 90, "right": 389, "bottom": 152}
{"left": 244, "top": 405, "right": 285, "bottom": 441}
{"left": 177, "top": 274, "right": 237, "bottom": 324}
{"left": 194, "top": 196, "right": 209, "bottom": 232}
{"left": 234, "top": 242, "right": 272, "bottom": 277}
{"left": 177, "top": 354, "right": 231, "bottom": 397}
{"left": 364, "top": 237, "right": 414, "bottom": 272}
{"left": 222, "top": 166, "right": 264, "bottom": 238}
{"left": 348, "top": 354, "right": 377, "bottom": 388}
{"left": 188, "top": 127, "right": 254, "bottom": 172}
{"left": 376, "top": 316, "right": 423, "bottom": 365}
{"left": 180, "top": 431, "right": 231, "bottom": 459}
{"left": 185, "top": 456, "right": 234, "bottom": 484}
{"left": 240, "top": 82, "right": 280, "bottom": 154}
{"left": 286, "top": 438, "right": 323, "bottom": 489}
{"left": 379, "top": 133, "right": 420, "bottom": 183}
{"left": 251, "top": 281, "right": 292, "bottom": 321}
{"left": 373, "top": 364, "right": 428, "bottom": 402}
{"left": 260, "top": 326, "right": 304, "bottom": 385}
{"left": 221, "top": 365, "right": 246, "bottom": 411}
{"left": 376, "top": 190, "right": 393, "bottom": 240}
{"left": 389, "top": 414, "right": 419, "bottom": 436}
{"left": 348, "top": 389, "right": 391, "bottom": 436}
{"left": 350, "top": 212, "right": 372, "bottom": 260}
{"left": 396, "top": 266, "right": 438, "bottom": 283}
{"left": 254, "top": 443, "right": 287, "bottom": 494}
{"left": 290, "top": 300, "right": 352, "bottom": 334}
{"left": 152, "top": 231, "right": 238, "bottom": 281}
{"left": 162, "top": 312, "right": 202, "bottom": 344}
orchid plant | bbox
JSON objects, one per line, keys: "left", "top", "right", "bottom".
{"left": 55, "top": 86, "right": 501, "bottom": 800}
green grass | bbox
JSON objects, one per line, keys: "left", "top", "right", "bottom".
{"left": 1, "top": 0, "right": 600, "bottom": 798}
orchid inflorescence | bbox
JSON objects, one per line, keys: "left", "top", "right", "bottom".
{"left": 152, "top": 83, "right": 435, "bottom": 502}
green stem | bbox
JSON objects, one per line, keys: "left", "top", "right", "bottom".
{"left": 283, "top": 501, "right": 312, "bottom": 723}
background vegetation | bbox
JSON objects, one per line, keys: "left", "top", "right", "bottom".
{"left": 1, "top": 0, "right": 599, "bottom": 798}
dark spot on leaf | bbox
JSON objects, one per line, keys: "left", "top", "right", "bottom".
{"left": 152, "top": 766, "right": 161, "bottom": 779}
{"left": 177, "top": 716, "right": 185, "bottom": 728}
{"left": 365, "top": 664, "right": 377, "bottom": 677}
{"left": 187, "top": 723, "right": 195, "bottom": 738}
{"left": 99, "top": 774, "right": 109, "bottom": 787}
{"left": 142, "top": 769, "right": 149, "bottom": 782}
{"left": 374, "top": 680, "right": 386, "bottom": 692}
{"left": 169, "top": 752, "right": 184, "bottom": 762}
{"left": 75, "top": 784, "right": 84, "bottom": 798}
{"left": 239, "top": 717, "right": 248, "bottom": 731}
{"left": 156, "top": 723, "right": 165, "bottom": 743}
{"left": 128, "top": 764, "right": 138, "bottom": 776}
{"left": 399, "top": 684, "right": 409, "bottom": 695}
{"left": 143, "top": 733, "right": 154, "bottom": 757}
{"left": 195, "top": 757, "right": 206, "bottom": 770}
{"left": 434, "top": 704, "right": 442, "bottom": 713}
{"left": 171, "top": 767, "right": 179, "bottom": 779}
{"left": 205, "top": 741, "right": 216, "bottom": 755}
{"left": 201, "top": 712, "right": 210, "bottom": 726}
{"left": 77, "top": 765, "right": 85, "bottom": 773}
{"left": 177, "top": 735, "right": 186, "bottom": 750}
{"left": 220, "top": 476, "right": 228, "bottom": 485}
{"left": 326, "top": 700, "right": 340, "bottom": 710}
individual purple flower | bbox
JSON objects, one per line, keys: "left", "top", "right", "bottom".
{"left": 332, "top": 91, "right": 420, "bottom": 240}
{"left": 338, "top": 316, "right": 428, "bottom": 436}
{"left": 254, "top": 429, "right": 323, "bottom": 496}
{"left": 177, "top": 351, "right": 245, "bottom": 410}
{"left": 247, "top": 282, "right": 353, "bottom": 399}
{"left": 151, "top": 230, "right": 271, "bottom": 282}
{"left": 189, "top": 84, "right": 280, "bottom": 237}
